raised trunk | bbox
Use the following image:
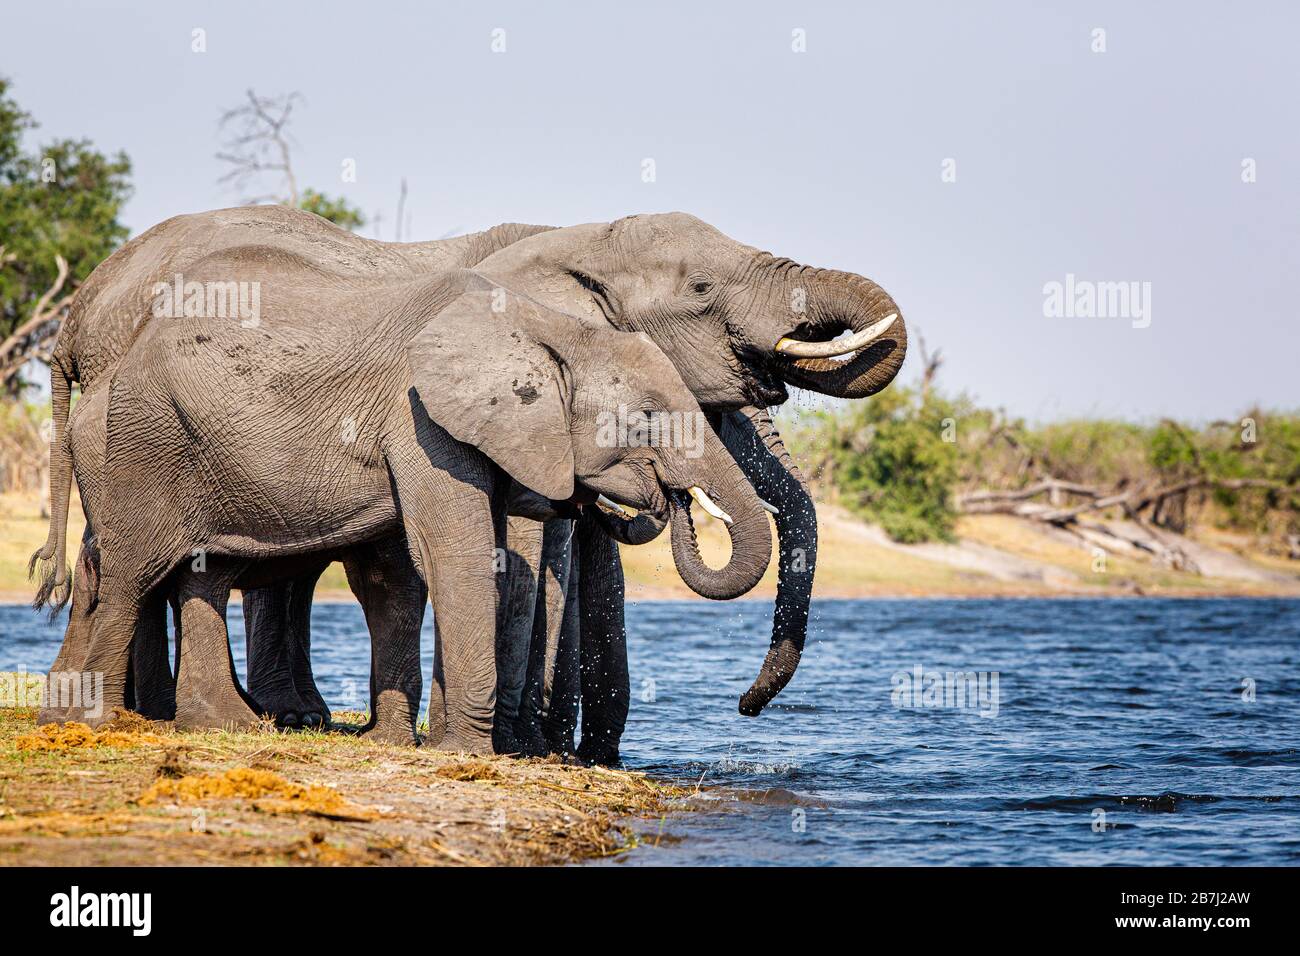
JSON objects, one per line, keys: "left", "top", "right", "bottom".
{"left": 774, "top": 263, "right": 907, "bottom": 399}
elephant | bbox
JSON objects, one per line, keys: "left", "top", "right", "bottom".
{"left": 34, "top": 206, "right": 907, "bottom": 757}
{"left": 452, "top": 212, "right": 906, "bottom": 760}
{"left": 52, "top": 263, "right": 774, "bottom": 754}
{"left": 38, "top": 378, "right": 430, "bottom": 742}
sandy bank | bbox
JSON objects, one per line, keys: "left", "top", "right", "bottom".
{"left": 0, "top": 702, "right": 690, "bottom": 866}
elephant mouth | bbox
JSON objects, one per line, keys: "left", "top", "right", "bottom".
{"left": 774, "top": 313, "right": 898, "bottom": 360}
{"left": 745, "top": 315, "right": 897, "bottom": 407}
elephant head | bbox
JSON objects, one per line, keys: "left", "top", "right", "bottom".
{"left": 472, "top": 214, "right": 906, "bottom": 716}
{"left": 409, "top": 276, "right": 772, "bottom": 603}
{"left": 472, "top": 212, "right": 907, "bottom": 410}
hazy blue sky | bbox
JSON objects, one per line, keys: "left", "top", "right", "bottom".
{"left": 3, "top": 1, "right": 1296, "bottom": 421}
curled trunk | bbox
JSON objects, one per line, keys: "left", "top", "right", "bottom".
{"left": 668, "top": 490, "right": 770, "bottom": 601}
{"left": 774, "top": 262, "right": 907, "bottom": 400}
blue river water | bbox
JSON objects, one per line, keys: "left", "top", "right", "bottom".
{"left": 2, "top": 597, "right": 1297, "bottom": 866}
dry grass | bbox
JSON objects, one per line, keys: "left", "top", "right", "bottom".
{"left": 16, "top": 718, "right": 169, "bottom": 752}
{"left": 0, "top": 706, "right": 690, "bottom": 866}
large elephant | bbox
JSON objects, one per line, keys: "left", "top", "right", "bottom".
{"left": 35, "top": 206, "right": 906, "bottom": 753}
{"left": 32, "top": 206, "right": 555, "bottom": 725}
{"left": 460, "top": 213, "right": 906, "bottom": 760}
{"left": 52, "top": 264, "right": 774, "bottom": 754}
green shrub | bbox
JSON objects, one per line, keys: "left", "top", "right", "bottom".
{"left": 828, "top": 387, "right": 962, "bottom": 543}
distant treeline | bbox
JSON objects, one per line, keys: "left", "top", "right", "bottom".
{"left": 4, "top": 387, "right": 1297, "bottom": 561}
{"left": 784, "top": 385, "right": 1300, "bottom": 553}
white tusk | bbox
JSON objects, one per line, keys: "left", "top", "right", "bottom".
{"left": 758, "top": 498, "right": 779, "bottom": 516}
{"left": 688, "top": 486, "right": 733, "bottom": 525}
{"left": 774, "top": 312, "right": 897, "bottom": 359}
{"left": 596, "top": 494, "right": 633, "bottom": 517}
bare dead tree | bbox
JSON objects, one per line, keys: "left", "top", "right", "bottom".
{"left": 0, "top": 251, "right": 72, "bottom": 387}
{"left": 915, "top": 329, "right": 943, "bottom": 401}
{"left": 215, "top": 89, "right": 303, "bottom": 205}
{"left": 395, "top": 178, "right": 408, "bottom": 242}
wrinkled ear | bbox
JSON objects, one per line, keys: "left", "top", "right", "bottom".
{"left": 408, "top": 286, "right": 575, "bottom": 501}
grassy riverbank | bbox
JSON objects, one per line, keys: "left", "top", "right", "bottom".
{"left": 0, "top": 700, "right": 689, "bottom": 866}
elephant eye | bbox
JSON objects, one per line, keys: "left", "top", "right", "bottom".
{"left": 688, "top": 277, "right": 713, "bottom": 297}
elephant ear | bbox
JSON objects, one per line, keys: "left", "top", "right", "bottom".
{"left": 408, "top": 285, "right": 575, "bottom": 501}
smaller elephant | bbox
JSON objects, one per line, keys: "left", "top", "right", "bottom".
{"left": 62, "top": 267, "right": 774, "bottom": 753}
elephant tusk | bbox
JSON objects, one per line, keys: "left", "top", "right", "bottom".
{"left": 596, "top": 494, "right": 633, "bottom": 517}
{"left": 758, "top": 497, "right": 779, "bottom": 516}
{"left": 689, "top": 486, "right": 733, "bottom": 525}
{"left": 774, "top": 313, "right": 897, "bottom": 359}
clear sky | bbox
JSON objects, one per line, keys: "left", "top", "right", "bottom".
{"left": 3, "top": 0, "right": 1296, "bottom": 421}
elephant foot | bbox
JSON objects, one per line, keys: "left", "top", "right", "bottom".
{"left": 359, "top": 722, "right": 420, "bottom": 747}
{"left": 37, "top": 705, "right": 122, "bottom": 729}
{"left": 431, "top": 732, "right": 495, "bottom": 756}
{"left": 576, "top": 739, "right": 621, "bottom": 767}
{"left": 36, "top": 706, "right": 73, "bottom": 726}
{"left": 492, "top": 724, "right": 522, "bottom": 757}
{"left": 544, "top": 731, "right": 577, "bottom": 760}
{"left": 174, "top": 691, "right": 262, "bottom": 732}
{"left": 248, "top": 685, "right": 329, "bottom": 731}
{"left": 133, "top": 693, "right": 176, "bottom": 723}
{"left": 512, "top": 723, "right": 551, "bottom": 759}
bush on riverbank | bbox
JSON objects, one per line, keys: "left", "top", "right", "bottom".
{"left": 786, "top": 391, "right": 1300, "bottom": 550}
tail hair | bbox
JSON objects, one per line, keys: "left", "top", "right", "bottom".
{"left": 29, "top": 548, "right": 72, "bottom": 616}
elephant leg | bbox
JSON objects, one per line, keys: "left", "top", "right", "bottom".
{"left": 37, "top": 531, "right": 100, "bottom": 723}
{"left": 497, "top": 516, "right": 545, "bottom": 755}
{"left": 47, "top": 598, "right": 137, "bottom": 728}
{"left": 343, "top": 539, "right": 426, "bottom": 746}
{"left": 390, "top": 421, "right": 502, "bottom": 756}
{"left": 426, "top": 619, "right": 447, "bottom": 747}
{"left": 575, "top": 513, "right": 629, "bottom": 766}
{"left": 127, "top": 589, "right": 175, "bottom": 720}
{"left": 540, "top": 524, "right": 581, "bottom": 757}
{"left": 520, "top": 519, "right": 575, "bottom": 756}
{"left": 244, "top": 583, "right": 299, "bottom": 725}
{"left": 245, "top": 569, "right": 330, "bottom": 730}
{"left": 425, "top": 523, "right": 500, "bottom": 754}
{"left": 174, "top": 565, "right": 260, "bottom": 731}
{"left": 284, "top": 570, "right": 330, "bottom": 727}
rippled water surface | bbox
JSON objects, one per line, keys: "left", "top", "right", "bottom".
{"left": 4, "top": 598, "right": 1297, "bottom": 866}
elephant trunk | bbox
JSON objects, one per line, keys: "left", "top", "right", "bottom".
{"left": 773, "top": 263, "right": 907, "bottom": 400}
{"left": 668, "top": 484, "right": 770, "bottom": 601}
{"left": 723, "top": 408, "right": 817, "bottom": 716}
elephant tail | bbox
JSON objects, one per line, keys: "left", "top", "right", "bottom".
{"left": 29, "top": 361, "right": 74, "bottom": 613}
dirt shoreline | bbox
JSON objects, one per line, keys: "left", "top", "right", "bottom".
{"left": 0, "top": 704, "right": 692, "bottom": 866}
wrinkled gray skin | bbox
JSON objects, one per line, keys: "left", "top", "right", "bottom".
{"left": 32, "top": 208, "right": 556, "bottom": 727}
{"left": 36, "top": 207, "right": 907, "bottom": 755}
{"left": 41, "top": 265, "right": 773, "bottom": 753}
